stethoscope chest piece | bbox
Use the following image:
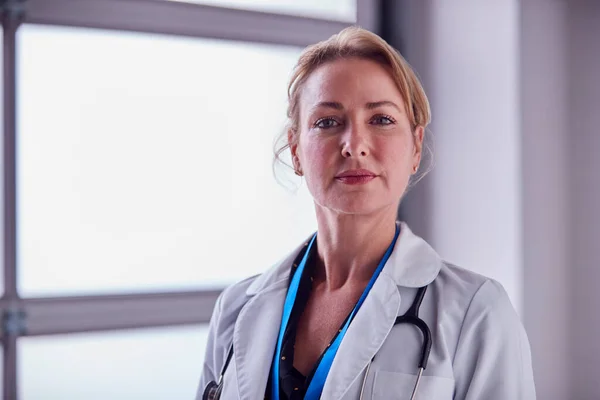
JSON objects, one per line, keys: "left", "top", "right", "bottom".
{"left": 203, "top": 380, "right": 223, "bottom": 400}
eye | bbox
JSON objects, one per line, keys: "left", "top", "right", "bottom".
{"left": 314, "top": 117, "right": 341, "bottom": 129}
{"left": 370, "top": 115, "right": 396, "bottom": 125}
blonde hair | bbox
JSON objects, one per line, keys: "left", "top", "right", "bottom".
{"left": 273, "top": 26, "right": 432, "bottom": 181}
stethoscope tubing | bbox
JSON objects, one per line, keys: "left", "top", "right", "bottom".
{"left": 358, "top": 286, "right": 431, "bottom": 400}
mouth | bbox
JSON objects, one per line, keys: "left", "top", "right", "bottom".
{"left": 335, "top": 169, "right": 377, "bottom": 185}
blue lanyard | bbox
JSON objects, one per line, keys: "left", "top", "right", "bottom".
{"left": 271, "top": 225, "right": 400, "bottom": 400}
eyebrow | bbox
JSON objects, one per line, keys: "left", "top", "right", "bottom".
{"left": 312, "top": 100, "right": 402, "bottom": 112}
{"left": 366, "top": 101, "right": 402, "bottom": 112}
{"left": 313, "top": 101, "right": 344, "bottom": 111}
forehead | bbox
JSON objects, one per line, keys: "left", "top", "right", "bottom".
{"left": 299, "top": 57, "right": 405, "bottom": 109}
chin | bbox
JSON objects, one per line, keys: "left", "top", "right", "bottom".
{"left": 320, "top": 195, "right": 390, "bottom": 216}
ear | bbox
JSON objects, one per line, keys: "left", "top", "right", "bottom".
{"left": 412, "top": 126, "right": 425, "bottom": 166}
{"left": 288, "top": 128, "right": 300, "bottom": 168}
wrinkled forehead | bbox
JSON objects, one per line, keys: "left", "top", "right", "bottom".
{"left": 299, "top": 58, "right": 407, "bottom": 115}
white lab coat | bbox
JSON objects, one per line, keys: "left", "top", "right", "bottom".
{"left": 196, "top": 222, "right": 536, "bottom": 399}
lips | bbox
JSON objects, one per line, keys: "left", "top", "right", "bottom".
{"left": 335, "top": 169, "right": 377, "bottom": 185}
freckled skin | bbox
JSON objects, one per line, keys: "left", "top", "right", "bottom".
{"left": 291, "top": 57, "right": 424, "bottom": 377}
{"left": 292, "top": 57, "right": 422, "bottom": 218}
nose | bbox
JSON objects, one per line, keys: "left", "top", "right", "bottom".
{"left": 341, "top": 123, "right": 369, "bottom": 158}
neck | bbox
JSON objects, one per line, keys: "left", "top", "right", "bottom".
{"left": 312, "top": 206, "right": 398, "bottom": 291}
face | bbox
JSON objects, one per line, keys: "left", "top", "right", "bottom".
{"left": 291, "top": 57, "right": 423, "bottom": 216}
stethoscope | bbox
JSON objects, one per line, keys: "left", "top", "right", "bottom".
{"left": 203, "top": 285, "right": 432, "bottom": 400}
{"left": 358, "top": 285, "right": 431, "bottom": 400}
{"left": 203, "top": 343, "right": 233, "bottom": 400}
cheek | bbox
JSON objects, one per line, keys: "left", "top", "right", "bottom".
{"left": 300, "top": 137, "right": 336, "bottom": 171}
{"left": 297, "top": 137, "right": 340, "bottom": 198}
{"left": 380, "top": 137, "right": 414, "bottom": 185}
{"left": 382, "top": 136, "right": 413, "bottom": 167}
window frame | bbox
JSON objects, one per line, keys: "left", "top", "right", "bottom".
{"left": 0, "top": 0, "right": 381, "bottom": 398}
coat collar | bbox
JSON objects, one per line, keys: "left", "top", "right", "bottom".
{"left": 246, "top": 221, "right": 442, "bottom": 296}
{"left": 234, "top": 221, "right": 443, "bottom": 400}
{"left": 382, "top": 221, "right": 443, "bottom": 287}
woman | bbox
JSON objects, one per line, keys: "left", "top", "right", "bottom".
{"left": 197, "top": 27, "right": 536, "bottom": 399}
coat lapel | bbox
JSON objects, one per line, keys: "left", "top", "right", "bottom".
{"left": 231, "top": 238, "right": 311, "bottom": 400}
{"left": 233, "top": 280, "right": 287, "bottom": 400}
{"left": 320, "top": 273, "right": 402, "bottom": 400}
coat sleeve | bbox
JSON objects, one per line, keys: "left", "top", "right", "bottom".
{"left": 452, "top": 279, "right": 536, "bottom": 400}
{"left": 195, "top": 291, "right": 225, "bottom": 400}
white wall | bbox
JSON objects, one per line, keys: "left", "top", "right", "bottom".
{"left": 399, "top": 0, "right": 523, "bottom": 310}
{"left": 521, "top": 2, "right": 570, "bottom": 399}
{"left": 399, "top": 1, "right": 600, "bottom": 399}
{"left": 569, "top": 2, "right": 600, "bottom": 399}
{"left": 425, "top": 1, "right": 523, "bottom": 312}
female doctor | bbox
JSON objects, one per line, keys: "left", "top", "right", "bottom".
{"left": 196, "top": 27, "right": 536, "bottom": 400}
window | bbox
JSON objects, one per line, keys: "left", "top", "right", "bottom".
{"left": 17, "top": 24, "right": 316, "bottom": 297}
{"left": 19, "top": 325, "right": 209, "bottom": 399}
{"left": 172, "top": 0, "right": 357, "bottom": 22}
{"left": 0, "top": 0, "right": 370, "bottom": 398}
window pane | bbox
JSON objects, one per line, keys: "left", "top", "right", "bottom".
{"left": 18, "top": 25, "right": 316, "bottom": 296}
{"left": 171, "top": 0, "right": 356, "bottom": 22}
{"left": 19, "top": 325, "right": 208, "bottom": 400}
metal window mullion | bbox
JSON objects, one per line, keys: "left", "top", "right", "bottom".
{"left": 2, "top": 336, "right": 17, "bottom": 400}
{"left": 24, "top": 0, "right": 350, "bottom": 46}
{"left": 2, "top": 2, "right": 22, "bottom": 397}
{"left": 2, "top": 290, "right": 221, "bottom": 336}
{"left": 2, "top": 2, "right": 19, "bottom": 303}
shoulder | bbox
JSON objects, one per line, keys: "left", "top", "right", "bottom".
{"left": 210, "top": 236, "right": 309, "bottom": 335}
{"left": 433, "top": 262, "right": 513, "bottom": 311}
{"left": 433, "top": 262, "right": 530, "bottom": 365}
{"left": 427, "top": 262, "right": 525, "bottom": 356}
{"left": 435, "top": 264, "right": 536, "bottom": 397}
{"left": 212, "top": 274, "right": 260, "bottom": 329}
{"left": 210, "top": 257, "right": 294, "bottom": 331}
